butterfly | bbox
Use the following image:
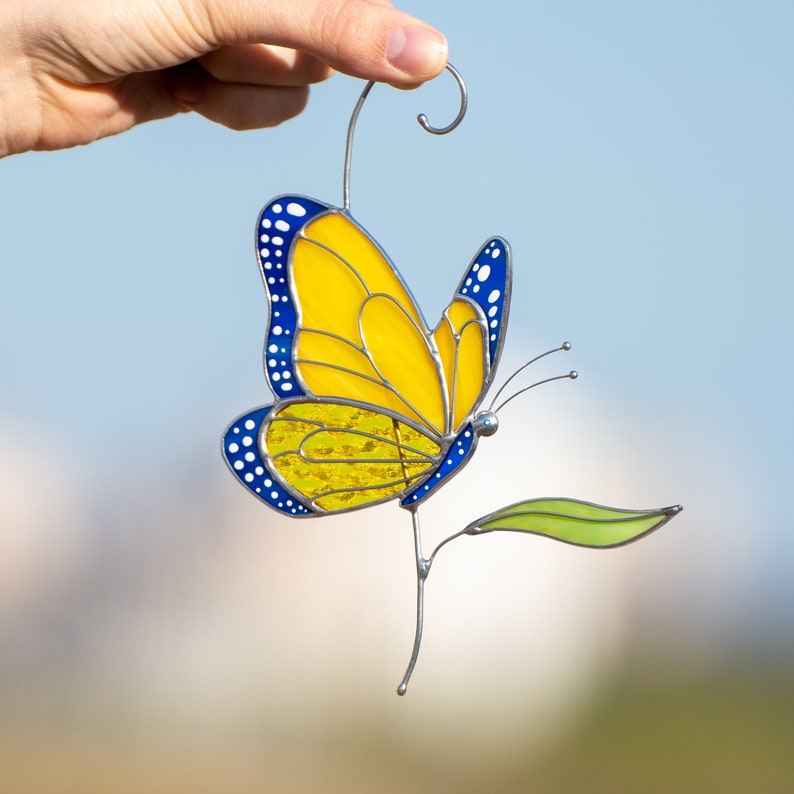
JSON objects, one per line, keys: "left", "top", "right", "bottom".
{"left": 223, "top": 195, "right": 510, "bottom": 517}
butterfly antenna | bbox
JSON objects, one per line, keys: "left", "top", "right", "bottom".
{"left": 488, "top": 342, "right": 572, "bottom": 411}
{"left": 492, "top": 370, "right": 578, "bottom": 415}
{"left": 343, "top": 63, "right": 468, "bottom": 211}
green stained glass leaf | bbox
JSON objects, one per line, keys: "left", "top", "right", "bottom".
{"left": 465, "top": 498, "right": 682, "bottom": 548}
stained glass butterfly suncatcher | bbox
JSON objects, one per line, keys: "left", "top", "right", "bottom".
{"left": 223, "top": 65, "right": 682, "bottom": 694}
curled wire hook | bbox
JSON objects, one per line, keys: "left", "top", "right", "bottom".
{"left": 416, "top": 63, "right": 468, "bottom": 135}
{"left": 343, "top": 63, "right": 468, "bottom": 209}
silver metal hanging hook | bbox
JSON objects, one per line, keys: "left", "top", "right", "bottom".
{"left": 343, "top": 63, "right": 468, "bottom": 210}
{"left": 416, "top": 63, "right": 468, "bottom": 135}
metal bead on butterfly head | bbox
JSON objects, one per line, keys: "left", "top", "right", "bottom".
{"left": 472, "top": 411, "right": 498, "bottom": 437}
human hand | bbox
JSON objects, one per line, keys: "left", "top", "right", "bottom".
{"left": 0, "top": 0, "right": 448, "bottom": 157}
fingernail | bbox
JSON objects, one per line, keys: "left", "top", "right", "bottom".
{"left": 172, "top": 69, "right": 203, "bottom": 107}
{"left": 387, "top": 26, "right": 448, "bottom": 76}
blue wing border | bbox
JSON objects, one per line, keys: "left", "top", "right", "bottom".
{"left": 255, "top": 195, "right": 329, "bottom": 400}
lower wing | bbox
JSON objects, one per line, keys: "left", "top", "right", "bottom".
{"left": 224, "top": 399, "right": 442, "bottom": 516}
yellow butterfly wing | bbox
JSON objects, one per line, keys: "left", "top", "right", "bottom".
{"left": 224, "top": 197, "right": 508, "bottom": 516}
{"left": 290, "top": 210, "right": 449, "bottom": 434}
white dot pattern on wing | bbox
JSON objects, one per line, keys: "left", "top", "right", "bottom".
{"left": 457, "top": 239, "right": 508, "bottom": 356}
{"left": 401, "top": 427, "right": 476, "bottom": 507}
{"left": 256, "top": 196, "right": 330, "bottom": 399}
{"left": 223, "top": 407, "right": 311, "bottom": 515}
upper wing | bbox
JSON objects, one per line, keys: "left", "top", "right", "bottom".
{"left": 270, "top": 205, "right": 449, "bottom": 438}
{"left": 433, "top": 237, "right": 512, "bottom": 434}
{"left": 257, "top": 198, "right": 509, "bottom": 441}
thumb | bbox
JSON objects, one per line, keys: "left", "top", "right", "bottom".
{"left": 188, "top": 0, "right": 448, "bottom": 85}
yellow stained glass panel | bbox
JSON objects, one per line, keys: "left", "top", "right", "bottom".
{"left": 359, "top": 295, "right": 445, "bottom": 433}
{"left": 301, "top": 213, "right": 421, "bottom": 325}
{"left": 291, "top": 212, "right": 447, "bottom": 433}
{"left": 451, "top": 320, "right": 486, "bottom": 430}
{"left": 292, "top": 237, "right": 366, "bottom": 343}
{"left": 433, "top": 298, "right": 487, "bottom": 431}
{"left": 265, "top": 402, "right": 440, "bottom": 512}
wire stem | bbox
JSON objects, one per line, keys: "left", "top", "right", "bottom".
{"left": 397, "top": 507, "right": 431, "bottom": 695}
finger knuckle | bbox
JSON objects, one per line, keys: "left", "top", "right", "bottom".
{"left": 313, "top": 0, "right": 367, "bottom": 61}
{"left": 269, "top": 87, "right": 310, "bottom": 126}
{"left": 224, "top": 86, "right": 309, "bottom": 131}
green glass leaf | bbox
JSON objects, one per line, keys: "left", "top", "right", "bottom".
{"left": 465, "top": 498, "right": 682, "bottom": 548}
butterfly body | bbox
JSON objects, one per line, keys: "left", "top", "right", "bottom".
{"left": 224, "top": 195, "right": 511, "bottom": 517}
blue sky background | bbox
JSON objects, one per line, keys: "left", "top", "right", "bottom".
{"left": 1, "top": 0, "right": 792, "bottom": 666}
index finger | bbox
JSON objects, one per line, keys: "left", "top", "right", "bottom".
{"left": 187, "top": 0, "right": 448, "bottom": 86}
